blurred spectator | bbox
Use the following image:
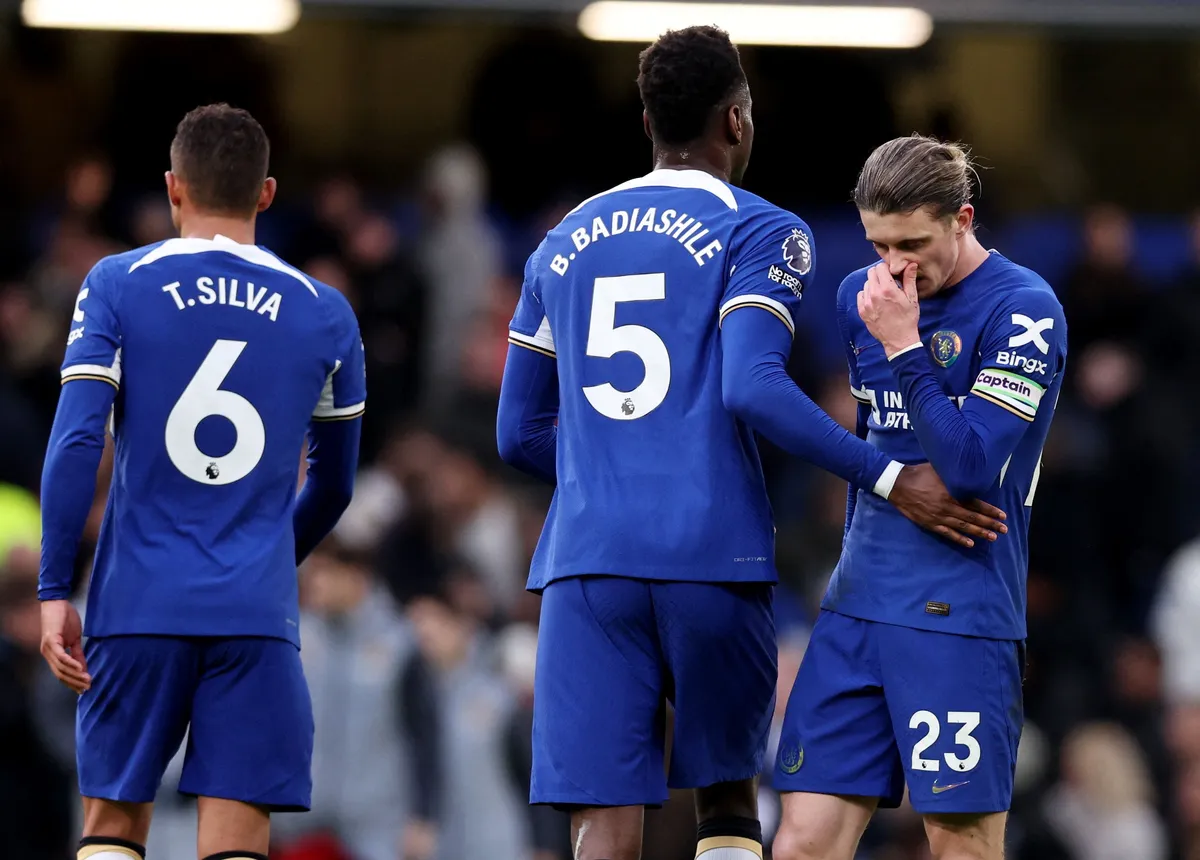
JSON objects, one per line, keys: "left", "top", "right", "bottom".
{"left": 28, "top": 155, "right": 123, "bottom": 257}
{"left": 1152, "top": 536, "right": 1200, "bottom": 707}
{"left": 496, "top": 622, "right": 572, "bottom": 860}
{"left": 0, "top": 546, "right": 74, "bottom": 860}
{"left": 417, "top": 143, "right": 503, "bottom": 413}
{"left": 274, "top": 538, "right": 442, "bottom": 860}
{"left": 1061, "top": 203, "right": 1150, "bottom": 358}
{"left": 128, "top": 193, "right": 175, "bottom": 247}
{"left": 377, "top": 428, "right": 524, "bottom": 618}
{"left": 408, "top": 580, "right": 531, "bottom": 860}
{"left": 342, "top": 209, "right": 427, "bottom": 459}
{"left": 1042, "top": 722, "right": 1168, "bottom": 860}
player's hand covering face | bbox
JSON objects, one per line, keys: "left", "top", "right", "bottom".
{"left": 40, "top": 599, "right": 90, "bottom": 693}
{"left": 860, "top": 206, "right": 968, "bottom": 299}
{"left": 859, "top": 262, "right": 921, "bottom": 358}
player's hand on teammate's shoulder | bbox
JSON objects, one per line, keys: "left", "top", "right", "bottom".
{"left": 889, "top": 462, "right": 1007, "bottom": 549}
{"left": 39, "top": 599, "right": 91, "bottom": 693}
{"left": 858, "top": 261, "right": 922, "bottom": 357}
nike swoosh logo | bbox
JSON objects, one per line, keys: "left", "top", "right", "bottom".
{"left": 931, "top": 781, "right": 970, "bottom": 794}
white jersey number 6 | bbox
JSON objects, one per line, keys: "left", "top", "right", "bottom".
{"left": 166, "top": 339, "right": 265, "bottom": 486}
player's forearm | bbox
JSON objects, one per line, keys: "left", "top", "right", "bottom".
{"left": 843, "top": 402, "right": 872, "bottom": 543}
{"left": 889, "top": 347, "right": 1005, "bottom": 497}
{"left": 497, "top": 344, "right": 558, "bottom": 484}
{"left": 721, "top": 309, "right": 897, "bottom": 494}
{"left": 294, "top": 418, "right": 360, "bottom": 564}
{"left": 39, "top": 381, "right": 113, "bottom": 600}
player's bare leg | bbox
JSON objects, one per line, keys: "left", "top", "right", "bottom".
{"left": 80, "top": 797, "right": 153, "bottom": 858}
{"left": 923, "top": 811, "right": 1007, "bottom": 860}
{"left": 570, "top": 805, "right": 644, "bottom": 860}
{"left": 770, "top": 792, "right": 877, "bottom": 860}
{"left": 196, "top": 796, "right": 270, "bottom": 859}
{"left": 693, "top": 778, "right": 764, "bottom": 858}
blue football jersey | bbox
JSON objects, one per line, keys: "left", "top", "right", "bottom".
{"left": 508, "top": 168, "right": 818, "bottom": 590}
{"left": 824, "top": 251, "right": 1066, "bottom": 640}
{"left": 62, "top": 234, "right": 365, "bottom": 645}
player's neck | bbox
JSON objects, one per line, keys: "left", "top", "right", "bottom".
{"left": 179, "top": 213, "right": 257, "bottom": 246}
{"left": 652, "top": 149, "right": 731, "bottom": 184}
{"left": 944, "top": 233, "right": 991, "bottom": 288}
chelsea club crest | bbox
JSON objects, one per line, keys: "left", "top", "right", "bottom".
{"left": 779, "top": 736, "right": 804, "bottom": 774}
{"left": 930, "top": 330, "right": 962, "bottom": 368}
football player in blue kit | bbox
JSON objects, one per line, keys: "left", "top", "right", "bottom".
{"left": 38, "top": 105, "right": 364, "bottom": 860}
{"left": 497, "top": 29, "right": 1007, "bottom": 860}
{"left": 771, "top": 136, "right": 1067, "bottom": 860}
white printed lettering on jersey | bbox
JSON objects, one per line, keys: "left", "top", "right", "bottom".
{"left": 862, "top": 388, "right": 970, "bottom": 431}
{"left": 67, "top": 326, "right": 84, "bottom": 345}
{"left": 554, "top": 206, "right": 724, "bottom": 276}
{"left": 995, "top": 350, "right": 1047, "bottom": 376}
{"left": 72, "top": 287, "right": 89, "bottom": 322}
{"left": 162, "top": 277, "right": 283, "bottom": 322}
{"left": 1007, "top": 314, "right": 1054, "bottom": 355}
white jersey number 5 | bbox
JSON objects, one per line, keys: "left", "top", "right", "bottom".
{"left": 583, "top": 273, "right": 671, "bottom": 421}
{"left": 166, "top": 339, "right": 265, "bottom": 485}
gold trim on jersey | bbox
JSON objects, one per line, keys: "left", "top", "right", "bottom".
{"left": 311, "top": 407, "right": 365, "bottom": 422}
{"left": 508, "top": 336, "right": 557, "bottom": 359}
{"left": 972, "top": 390, "right": 1035, "bottom": 422}
{"left": 61, "top": 374, "right": 120, "bottom": 390}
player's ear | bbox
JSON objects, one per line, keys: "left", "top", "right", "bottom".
{"left": 725, "top": 102, "right": 744, "bottom": 146}
{"left": 258, "top": 177, "right": 277, "bottom": 213}
{"left": 642, "top": 111, "right": 653, "bottom": 142}
{"left": 955, "top": 204, "right": 974, "bottom": 237}
{"left": 165, "top": 171, "right": 183, "bottom": 209}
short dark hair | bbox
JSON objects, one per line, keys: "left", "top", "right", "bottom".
{"left": 170, "top": 103, "right": 270, "bottom": 216}
{"left": 637, "top": 25, "right": 747, "bottom": 147}
{"left": 853, "top": 134, "right": 978, "bottom": 220}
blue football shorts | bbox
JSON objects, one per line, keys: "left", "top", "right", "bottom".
{"left": 773, "top": 610, "right": 1024, "bottom": 814}
{"left": 77, "top": 635, "right": 313, "bottom": 810}
{"left": 531, "top": 575, "right": 777, "bottom": 808}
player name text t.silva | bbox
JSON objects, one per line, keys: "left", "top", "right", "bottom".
{"left": 161, "top": 277, "right": 283, "bottom": 322}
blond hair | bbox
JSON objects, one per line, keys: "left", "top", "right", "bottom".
{"left": 853, "top": 134, "right": 978, "bottom": 220}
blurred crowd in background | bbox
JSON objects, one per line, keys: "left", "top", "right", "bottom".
{"left": 3, "top": 21, "right": 1200, "bottom": 860}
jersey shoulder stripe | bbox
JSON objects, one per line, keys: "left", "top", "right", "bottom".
{"left": 567, "top": 168, "right": 739, "bottom": 217}
{"left": 128, "top": 234, "right": 319, "bottom": 297}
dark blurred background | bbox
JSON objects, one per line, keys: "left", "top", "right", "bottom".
{"left": 1, "top": 1, "right": 1200, "bottom": 858}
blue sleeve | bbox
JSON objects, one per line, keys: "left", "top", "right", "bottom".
{"left": 719, "top": 211, "right": 815, "bottom": 342}
{"left": 61, "top": 262, "right": 122, "bottom": 388}
{"left": 721, "top": 307, "right": 898, "bottom": 494}
{"left": 845, "top": 404, "right": 873, "bottom": 541}
{"left": 835, "top": 277, "right": 872, "bottom": 541}
{"left": 311, "top": 290, "right": 366, "bottom": 422}
{"left": 296, "top": 291, "right": 365, "bottom": 563}
{"left": 294, "top": 417, "right": 361, "bottom": 564}
{"left": 887, "top": 286, "right": 1067, "bottom": 499}
{"left": 507, "top": 245, "right": 556, "bottom": 359}
{"left": 39, "top": 378, "right": 116, "bottom": 600}
{"left": 497, "top": 343, "right": 558, "bottom": 484}
{"left": 498, "top": 246, "right": 559, "bottom": 483}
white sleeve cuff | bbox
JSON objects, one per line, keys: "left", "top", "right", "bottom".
{"left": 887, "top": 342, "right": 924, "bottom": 361}
{"left": 872, "top": 460, "right": 905, "bottom": 500}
